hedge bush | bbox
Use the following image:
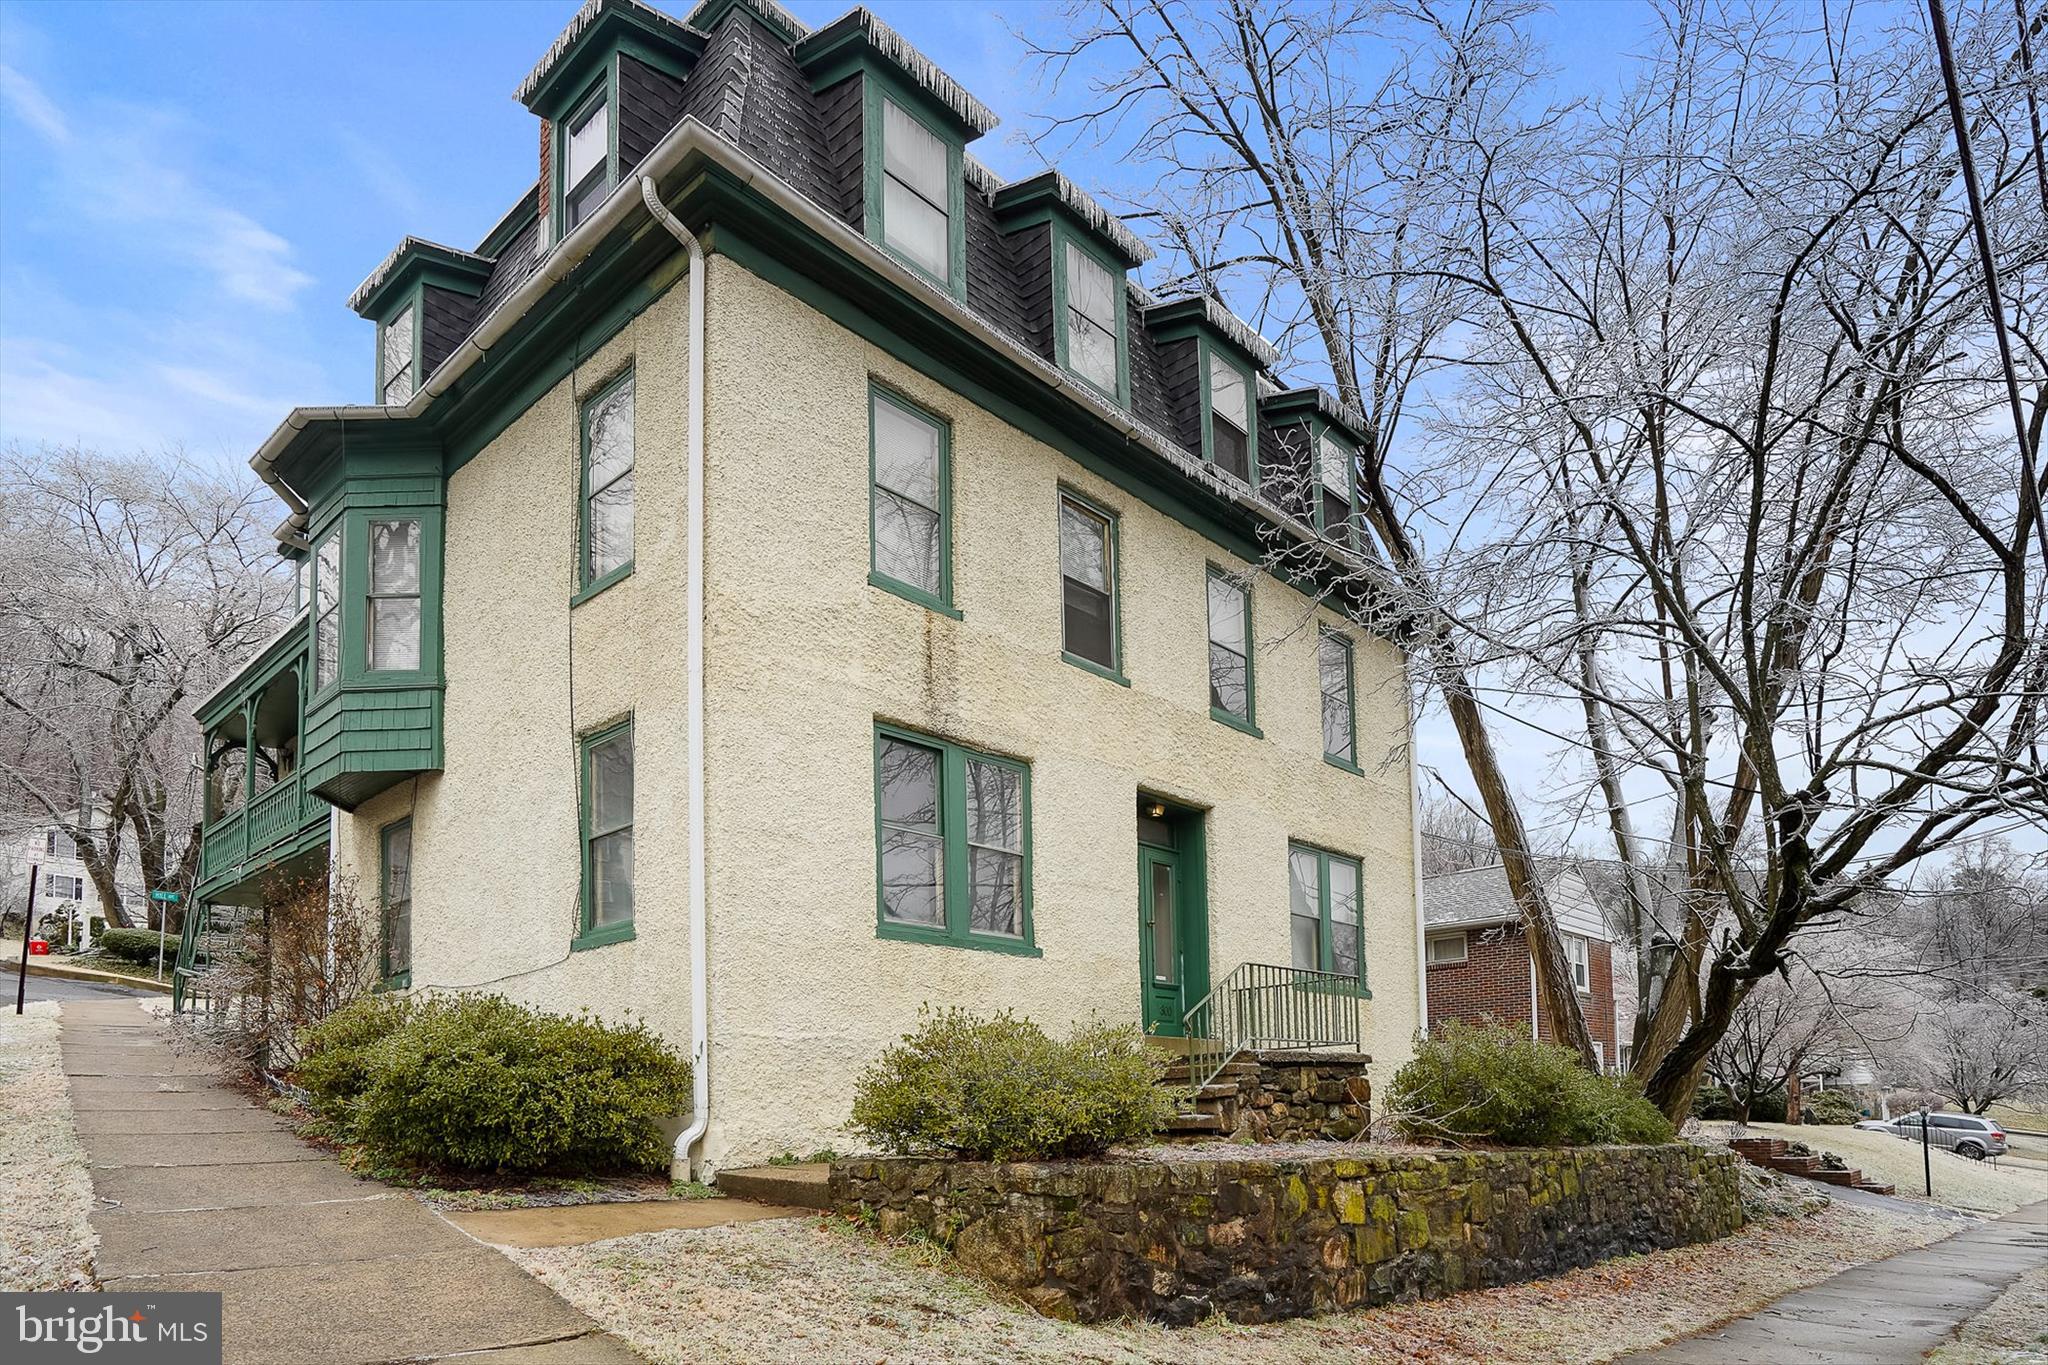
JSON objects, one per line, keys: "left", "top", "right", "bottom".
{"left": 294, "top": 994, "right": 690, "bottom": 1174}
{"left": 1390, "top": 1021, "right": 1674, "bottom": 1147}
{"left": 1801, "top": 1090, "right": 1862, "bottom": 1125}
{"left": 95, "top": 927, "right": 171, "bottom": 966}
{"left": 1694, "top": 1083, "right": 1788, "bottom": 1123}
{"left": 849, "top": 1007, "right": 1172, "bottom": 1161}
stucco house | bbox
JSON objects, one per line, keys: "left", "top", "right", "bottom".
{"left": 1421, "top": 864, "right": 1623, "bottom": 1072}
{"left": 189, "top": 0, "right": 1424, "bottom": 1173}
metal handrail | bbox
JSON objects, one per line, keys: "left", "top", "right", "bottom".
{"left": 1179, "top": 961, "right": 1365, "bottom": 1093}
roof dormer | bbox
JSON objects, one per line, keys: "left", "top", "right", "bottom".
{"left": 348, "top": 238, "right": 493, "bottom": 405}
{"left": 1144, "top": 295, "right": 1279, "bottom": 488}
{"left": 1261, "top": 387, "right": 1368, "bottom": 547}
{"left": 795, "top": 8, "right": 997, "bottom": 300}
{"left": 516, "top": 0, "right": 705, "bottom": 247}
{"left": 994, "top": 172, "right": 1152, "bottom": 407}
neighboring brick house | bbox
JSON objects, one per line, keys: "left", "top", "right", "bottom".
{"left": 1421, "top": 865, "right": 1621, "bottom": 1072}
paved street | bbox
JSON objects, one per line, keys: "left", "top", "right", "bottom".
{"left": 5, "top": 966, "right": 154, "bottom": 1004}
{"left": 58, "top": 998, "right": 644, "bottom": 1365}
{"left": 1624, "top": 1199, "right": 2048, "bottom": 1364}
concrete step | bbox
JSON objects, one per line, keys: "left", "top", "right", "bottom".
{"left": 1807, "top": 1167, "right": 1862, "bottom": 1186}
{"left": 1855, "top": 1181, "right": 1897, "bottom": 1195}
{"left": 717, "top": 1163, "right": 831, "bottom": 1210}
{"left": 1160, "top": 1111, "right": 1227, "bottom": 1135}
{"left": 1159, "top": 1061, "right": 1260, "bottom": 1085}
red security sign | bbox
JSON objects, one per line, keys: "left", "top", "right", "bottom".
{"left": 27, "top": 938, "right": 50, "bottom": 955}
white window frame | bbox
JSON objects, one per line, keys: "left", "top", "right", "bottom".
{"left": 1566, "top": 933, "right": 1592, "bottom": 993}
{"left": 1426, "top": 932, "right": 1467, "bottom": 965}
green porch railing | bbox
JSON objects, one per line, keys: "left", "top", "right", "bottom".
{"left": 198, "top": 773, "right": 318, "bottom": 887}
{"left": 1179, "top": 962, "right": 1364, "bottom": 1094}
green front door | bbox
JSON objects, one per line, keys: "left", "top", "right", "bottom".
{"left": 1139, "top": 844, "right": 1185, "bottom": 1035}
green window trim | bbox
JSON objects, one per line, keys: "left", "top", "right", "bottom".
{"left": 1197, "top": 340, "right": 1258, "bottom": 486}
{"left": 574, "top": 717, "right": 636, "bottom": 951}
{"left": 868, "top": 382, "right": 957, "bottom": 616}
{"left": 375, "top": 284, "right": 424, "bottom": 406}
{"left": 1288, "top": 841, "right": 1371, "bottom": 996}
{"left": 577, "top": 365, "right": 637, "bottom": 599}
{"left": 1051, "top": 226, "right": 1129, "bottom": 406}
{"left": 1205, "top": 564, "right": 1261, "bottom": 737}
{"left": 552, "top": 66, "right": 621, "bottom": 245}
{"left": 1057, "top": 486, "right": 1128, "bottom": 686}
{"left": 1313, "top": 424, "right": 1360, "bottom": 549}
{"left": 378, "top": 817, "right": 412, "bottom": 989}
{"left": 872, "top": 722, "right": 1038, "bottom": 956}
{"left": 308, "top": 505, "right": 444, "bottom": 703}
{"left": 1319, "top": 627, "right": 1362, "bottom": 774}
{"left": 861, "top": 72, "right": 968, "bottom": 300}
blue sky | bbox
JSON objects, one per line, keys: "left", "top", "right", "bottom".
{"left": 0, "top": 0, "right": 1643, "bottom": 467}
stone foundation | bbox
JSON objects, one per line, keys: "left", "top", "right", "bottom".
{"left": 1234, "top": 1051, "right": 1373, "bottom": 1141}
{"left": 831, "top": 1144, "right": 1743, "bottom": 1325}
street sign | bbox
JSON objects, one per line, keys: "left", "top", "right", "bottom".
{"left": 151, "top": 890, "right": 182, "bottom": 903}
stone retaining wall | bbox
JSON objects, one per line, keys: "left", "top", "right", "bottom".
{"left": 831, "top": 1144, "right": 1742, "bottom": 1324}
{"left": 1230, "top": 1051, "right": 1372, "bottom": 1142}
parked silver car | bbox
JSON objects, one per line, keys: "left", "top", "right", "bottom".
{"left": 1889, "top": 1112, "right": 2009, "bottom": 1159}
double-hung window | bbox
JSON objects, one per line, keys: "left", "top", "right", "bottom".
{"left": 313, "top": 530, "right": 341, "bottom": 691}
{"left": 880, "top": 98, "right": 951, "bottom": 282}
{"left": 869, "top": 386, "right": 951, "bottom": 611}
{"left": 1207, "top": 349, "right": 1252, "bottom": 482}
{"left": 380, "top": 820, "right": 412, "bottom": 986}
{"left": 577, "top": 721, "right": 634, "bottom": 947}
{"left": 1206, "top": 567, "right": 1256, "bottom": 731}
{"left": 1317, "top": 430, "right": 1355, "bottom": 543}
{"left": 580, "top": 370, "right": 635, "bottom": 592}
{"left": 367, "top": 520, "right": 422, "bottom": 671}
{"left": 1061, "top": 241, "right": 1120, "bottom": 396}
{"left": 1289, "top": 842, "right": 1367, "bottom": 991}
{"left": 562, "top": 86, "right": 612, "bottom": 232}
{"left": 1566, "top": 934, "right": 1591, "bottom": 993}
{"left": 1058, "top": 492, "right": 1120, "bottom": 677}
{"left": 874, "top": 725, "right": 1034, "bottom": 953}
{"left": 1319, "top": 629, "right": 1357, "bottom": 770}
{"left": 379, "top": 301, "right": 416, "bottom": 405}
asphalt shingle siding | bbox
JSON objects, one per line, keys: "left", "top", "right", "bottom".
{"left": 817, "top": 75, "right": 864, "bottom": 226}
{"left": 619, "top": 53, "right": 688, "bottom": 171}
{"left": 474, "top": 213, "right": 542, "bottom": 323}
{"left": 420, "top": 286, "right": 481, "bottom": 379}
{"left": 1007, "top": 222, "right": 1054, "bottom": 360}
{"left": 967, "top": 197, "right": 1032, "bottom": 350}
{"left": 1157, "top": 336, "right": 1201, "bottom": 452}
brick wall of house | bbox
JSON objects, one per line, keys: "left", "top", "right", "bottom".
{"left": 1427, "top": 923, "right": 1620, "bottom": 1068}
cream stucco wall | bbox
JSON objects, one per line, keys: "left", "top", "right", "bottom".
{"left": 330, "top": 252, "right": 1421, "bottom": 1175}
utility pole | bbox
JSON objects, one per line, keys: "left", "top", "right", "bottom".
{"left": 16, "top": 864, "right": 39, "bottom": 1014}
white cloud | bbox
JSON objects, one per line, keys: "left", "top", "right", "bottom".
{"left": 0, "top": 62, "right": 69, "bottom": 145}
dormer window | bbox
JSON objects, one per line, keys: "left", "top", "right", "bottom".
{"left": 1060, "top": 240, "right": 1122, "bottom": 398}
{"left": 1317, "top": 430, "right": 1356, "bottom": 544}
{"left": 1207, "top": 349, "right": 1253, "bottom": 482}
{"left": 562, "top": 85, "right": 613, "bottom": 232}
{"left": 880, "top": 98, "right": 951, "bottom": 282}
{"left": 378, "top": 300, "right": 416, "bottom": 405}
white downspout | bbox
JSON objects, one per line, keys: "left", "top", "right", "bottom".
{"left": 641, "top": 176, "right": 710, "bottom": 1180}
{"left": 1407, "top": 701, "right": 1428, "bottom": 1040}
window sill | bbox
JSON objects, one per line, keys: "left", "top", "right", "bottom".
{"left": 573, "top": 562, "right": 634, "bottom": 607}
{"left": 1323, "top": 753, "right": 1364, "bottom": 776}
{"left": 571, "top": 921, "right": 636, "bottom": 952}
{"left": 1062, "top": 651, "right": 1130, "bottom": 688}
{"left": 1210, "top": 708, "right": 1264, "bottom": 739}
{"left": 869, "top": 570, "right": 962, "bottom": 620}
{"left": 876, "top": 919, "right": 1042, "bottom": 958}
{"left": 375, "top": 971, "right": 411, "bottom": 993}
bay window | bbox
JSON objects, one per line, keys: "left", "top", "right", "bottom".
{"left": 367, "top": 519, "right": 422, "bottom": 671}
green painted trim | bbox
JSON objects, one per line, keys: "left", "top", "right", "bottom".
{"left": 374, "top": 283, "right": 425, "bottom": 405}
{"left": 1290, "top": 840, "right": 1371, "bottom": 996}
{"left": 1205, "top": 563, "right": 1258, "bottom": 733}
{"left": 1320, "top": 626, "right": 1359, "bottom": 769}
{"left": 373, "top": 971, "right": 411, "bottom": 993}
{"left": 576, "top": 717, "right": 635, "bottom": 944}
{"left": 872, "top": 721, "right": 1039, "bottom": 957}
{"left": 523, "top": 4, "right": 703, "bottom": 117}
{"left": 1196, "top": 339, "right": 1258, "bottom": 486}
{"left": 552, "top": 67, "right": 621, "bottom": 246}
{"left": 578, "top": 365, "right": 637, "bottom": 594}
{"left": 1049, "top": 224, "right": 1129, "bottom": 407}
{"left": 378, "top": 816, "right": 410, "bottom": 987}
{"left": 1056, "top": 484, "right": 1125, "bottom": 681}
{"left": 867, "top": 381, "right": 955, "bottom": 613}
{"left": 860, "top": 70, "right": 967, "bottom": 301}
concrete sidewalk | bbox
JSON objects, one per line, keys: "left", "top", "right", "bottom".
{"left": 60, "top": 998, "right": 644, "bottom": 1364}
{"left": 1623, "top": 1198, "right": 2048, "bottom": 1363}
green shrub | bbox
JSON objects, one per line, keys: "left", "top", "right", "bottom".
{"left": 295, "top": 994, "right": 420, "bottom": 1125}
{"left": 849, "top": 1007, "right": 1171, "bottom": 1161}
{"left": 95, "top": 927, "right": 171, "bottom": 966}
{"left": 1801, "top": 1090, "right": 1862, "bottom": 1125}
{"left": 294, "top": 994, "right": 689, "bottom": 1174}
{"left": 1390, "top": 1022, "right": 1674, "bottom": 1147}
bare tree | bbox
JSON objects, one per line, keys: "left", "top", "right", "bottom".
{"left": 1909, "top": 988, "right": 2047, "bottom": 1113}
{"left": 1028, "top": 0, "right": 1601, "bottom": 1064}
{"left": 0, "top": 446, "right": 292, "bottom": 927}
